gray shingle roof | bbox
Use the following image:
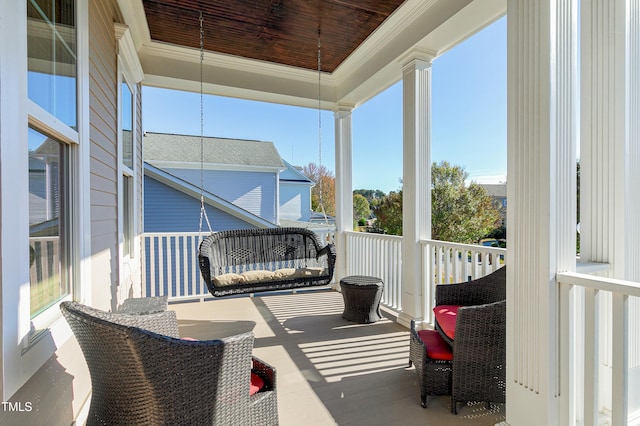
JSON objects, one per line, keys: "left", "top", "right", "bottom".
{"left": 143, "top": 132, "right": 285, "bottom": 168}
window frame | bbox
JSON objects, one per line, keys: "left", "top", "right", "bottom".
{"left": 0, "top": 0, "right": 90, "bottom": 400}
{"left": 115, "top": 23, "right": 144, "bottom": 303}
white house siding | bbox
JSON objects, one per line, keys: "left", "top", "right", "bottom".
{"left": 144, "top": 176, "right": 257, "bottom": 232}
{"left": 280, "top": 182, "right": 312, "bottom": 222}
{"left": 163, "top": 168, "right": 278, "bottom": 223}
{"left": 88, "top": 0, "right": 123, "bottom": 312}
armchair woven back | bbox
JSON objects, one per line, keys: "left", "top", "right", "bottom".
{"left": 451, "top": 300, "right": 506, "bottom": 411}
{"left": 435, "top": 266, "right": 506, "bottom": 307}
{"left": 432, "top": 267, "right": 507, "bottom": 413}
{"left": 198, "top": 227, "right": 336, "bottom": 297}
{"left": 60, "top": 301, "right": 257, "bottom": 425}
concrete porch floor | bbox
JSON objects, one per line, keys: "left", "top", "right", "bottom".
{"left": 170, "top": 289, "right": 506, "bottom": 426}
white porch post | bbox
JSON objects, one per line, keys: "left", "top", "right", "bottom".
{"left": 581, "top": 0, "right": 640, "bottom": 423}
{"left": 398, "top": 50, "right": 433, "bottom": 327}
{"left": 506, "top": 1, "right": 577, "bottom": 425}
{"left": 333, "top": 104, "right": 354, "bottom": 283}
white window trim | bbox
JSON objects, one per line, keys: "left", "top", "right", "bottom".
{"left": 0, "top": 0, "right": 90, "bottom": 400}
{"left": 116, "top": 23, "right": 144, "bottom": 303}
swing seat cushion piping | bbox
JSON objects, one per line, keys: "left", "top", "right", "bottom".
{"left": 199, "top": 227, "right": 336, "bottom": 297}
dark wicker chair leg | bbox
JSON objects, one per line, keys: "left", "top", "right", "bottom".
{"left": 421, "top": 394, "right": 428, "bottom": 408}
{"left": 451, "top": 397, "right": 457, "bottom": 414}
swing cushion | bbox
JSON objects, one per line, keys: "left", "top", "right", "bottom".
{"left": 198, "top": 227, "right": 336, "bottom": 297}
{"left": 213, "top": 273, "right": 246, "bottom": 287}
{"left": 273, "top": 268, "right": 297, "bottom": 278}
{"left": 296, "top": 267, "right": 325, "bottom": 277}
{"left": 241, "top": 270, "right": 275, "bottom": 283}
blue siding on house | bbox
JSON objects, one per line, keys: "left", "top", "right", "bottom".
{"left": 280, "top": 183, "right": 312, "bottom": 221}
{"left": 164, "top": 168, "right": 277, "bottom": 223}
{"left": 280, "top": 165, "right": 305, "bottom": 181}
{"left": 144, "top": 176, "right": 257, "bottom": 232}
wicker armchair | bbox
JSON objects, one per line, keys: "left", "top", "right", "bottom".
{"left": 408, "top": 320, "right": 452, "bottom": 408}
{"left": 60, "top": 301, "right": 278, "bottom": 426}
{"left": 450, "top": 300, "right": 506, "bottom": 414}
{"left": 433, "top": 267, "right": 506, "bottom": 414}
{"left": 434, "top": 267, "right": 506, "bottom": 346}
{"left": 116, "top": 295, "right": 168, "bottom": 314}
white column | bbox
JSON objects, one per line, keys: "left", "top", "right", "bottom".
{"left": 506, "top": 1, "right": 577, "bottom": 425}
{"left": 581, "top": 0, "right": 640, "bottom": 423}
{"left": 397, "top": 50, "right": 433, "bottom": 327}
{"left": 333, "top": 104, "right": 354, "bottom": 283}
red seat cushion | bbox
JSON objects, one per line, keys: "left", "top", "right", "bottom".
{"left": 416, "top": 329, "right": 453, "bottom": 361}
{"left": 433, "top": 305, "right": 461, "bottom": 340}
{"left": 250, "top": 372, "right": 265, "bottom": 395}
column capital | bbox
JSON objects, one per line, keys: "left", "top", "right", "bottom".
{"left": 332, "top": 103, "right": 355, "bottom": 116}
{"left": 398, "top": 47, "right": 436, "bottom": 71}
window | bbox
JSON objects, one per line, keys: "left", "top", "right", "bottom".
{"left": 120, "top": 78, "right": 135, "bottom": 259}
{"left": 122, "top": 81, "right": 133, "bottom": 169}
{"left": 27, "top": 0, "right": 77, "bottom": 128}
{"left": 26, "top": 0, "right": 77, "bottom": 320}
{"left": 123, "top": 174, "right": 133, "bottom": 257}
{"left": 28, "top": 128, "right": 70, "bottom": 317}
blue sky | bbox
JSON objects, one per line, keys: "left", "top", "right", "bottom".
{"left": 142, "top": 17, "right": 506, "bottom": 194}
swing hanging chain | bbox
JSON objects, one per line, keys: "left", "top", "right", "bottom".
{"left": 316, "top": 29, "right": 330, "bottom": 227}
{"left": 198, "top": 11, "right": 212, "bottom": 237}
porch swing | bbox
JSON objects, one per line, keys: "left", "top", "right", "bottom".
{"left": 195, "top": 13, "right": 336, "bottom": 297}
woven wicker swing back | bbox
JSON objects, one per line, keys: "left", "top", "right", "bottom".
{"left": 198, "top": 227, "right": 336, "bottom": 297}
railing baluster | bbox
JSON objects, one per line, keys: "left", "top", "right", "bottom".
{"left": 557, "top": 272, "right": 640, "bottom": 426}
{"left": 611, "top": 292, "right": 628, "bottom": 426}
{"left": 584, "top": 287, "right": 598, "bottom": 426}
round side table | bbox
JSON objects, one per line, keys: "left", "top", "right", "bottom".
{"left": 339, "top": 275, "right": 384, "bottom": 323}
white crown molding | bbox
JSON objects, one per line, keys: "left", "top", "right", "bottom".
{"left": 117, "top": 0, "right": 150, "bottom": 51}
{"left": 114, "top": 23, "right": 144, "bottom": 83}
{"left": 140, "top": 41, "right": 337, "bottom": 86}
{"left": 333, "top": 0, "right": 439, "bottom": 82}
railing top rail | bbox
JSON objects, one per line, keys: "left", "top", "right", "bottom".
{"left": 421, "top": 239, "right": 507, "bottom": 254}
{"left": 344, "top": 231, "right": 402, "bottom": 242}
{"left": 143, "top": 232, "right": 204, "bottom": 237}
{"left": 557, "top": 271, "right": 640, "bottom": 297}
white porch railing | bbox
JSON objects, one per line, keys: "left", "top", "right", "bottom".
{"left": 344, "top": 231, "right": 403, "bottom": 311}
{"left": 143, "top": 232, "right": 209, "bottom": 300}
{"left": 142, "top": 231, "right": 506, "bottom": 314}
{"left": 423, "top": 240, "right": 506, "bottom": 284}
{"left": 343, "top": 232, "right": 506, "bottom": 316}
{"left": 557, "top": 272, "right": 640, "bottom": 426}
{"left": 142, "top": 231, "right": 336, "bottom": 300}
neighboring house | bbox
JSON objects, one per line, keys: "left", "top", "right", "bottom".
{"left": 143, "top": 162, "right": 275, "bottom": 232}
{"left": 279, "top": 160, "right": 314, "bottom": 222}
{"left": 144, "top": 132, "right": 284, "bottom": 227}
{"left": 480, "top": 183, "right": 507, "bottom": 227}
{"left": 143, "top": 132, "right": 320, "bottom": 231}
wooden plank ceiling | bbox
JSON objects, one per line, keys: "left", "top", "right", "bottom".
{"left": 142, "top": 0, "right": 405, "bottom": 73}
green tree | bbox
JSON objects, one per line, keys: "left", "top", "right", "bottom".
{"left": 303, "top": 162, "right": 336, "bottom": 217}
{"left": 353, "top": 189, "right": 386, "bottom": 209}
{"left": 372, "top": 190, "right": 403, "bottom": 235}
{"left": 372, "top": 162, "right": 501, "bottom": 241}
{"left": 431, "top": 161, "right": 500, "bottom": 243}
{"left": 353, "top": 193, "right": 371, "bottom": 225}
